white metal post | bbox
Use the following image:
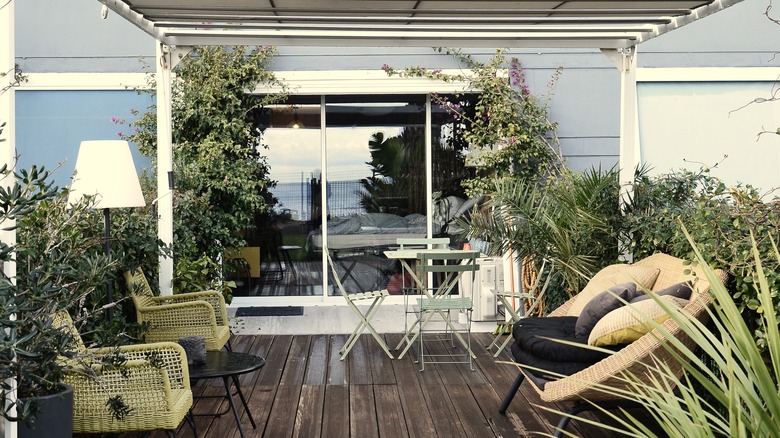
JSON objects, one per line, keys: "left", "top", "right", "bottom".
{"left": 602, "top": 47, "right": 640, "bottom": 208}
{"left": 1, "top": 1, "right": 17, "bottom": 435}
{"left": 603, "top": 47, "right": 639, "bottom": 262}
{"left": 320, "top": 95, "right": 328, "bottom": 299}
{"left": 156, "top": 42, "right": 174, "bottom": 295}
{"left": 425, "top": 94, "right": 433, "bottom": 238}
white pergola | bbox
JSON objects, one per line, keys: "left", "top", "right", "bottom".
{"left": 1, "top": 0, "right": 745, "bottom": 298}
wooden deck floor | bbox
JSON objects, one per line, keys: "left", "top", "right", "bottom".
{"left": 138, "top": 333, "right": 642, "bottom": 438}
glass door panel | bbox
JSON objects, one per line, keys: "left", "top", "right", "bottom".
{"left": 431, "top": 94, "right": 476, "bottom": 245}
{"left": 324, "top": 97, "right": 426, "bottom": 295}
{"left": 249, "top": 101, "right": 323, "bottom": 297}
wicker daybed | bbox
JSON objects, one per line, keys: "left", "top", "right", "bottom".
{"left": 499, "top": 252, "right": 728, "bottom": 436}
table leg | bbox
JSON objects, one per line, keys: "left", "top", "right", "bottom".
{"left": 231, "top": 374, "right": 257, "bottom": 428}
{"left": 223, "top": 376, "right": 247, "bottom": 438}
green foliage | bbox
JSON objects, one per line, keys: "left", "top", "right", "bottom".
{"left": 123, "top": 46, "right": 288, "bottom": 293}
{"left": 624, "top": 166, "right": 780, "bottom": 348}
{"left": 461, "top": 167, "right": 622, "bottom": 306}
{"left": 384, "top": 48, "right": 564, "bottom": 195}
{"left": 0, "top": 165, "right": 109, "bottom": 423}
{"left": 173, "top": 254, "right": 234, "bottom": 303}
{"left": 0, "top": 166, "right": 66, "bottom": 407}
{"left": 567, "top": 230, "right": 780, "bottom": 438}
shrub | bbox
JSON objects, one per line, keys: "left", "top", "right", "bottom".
{"left": 462, "top": 167, "right": 622, "bottom": 308}
{"left": 122, "top": 46, "right": 288, "bottom": 295}
{"left": 624, "top": 167, "right": 780, "bottom": 348}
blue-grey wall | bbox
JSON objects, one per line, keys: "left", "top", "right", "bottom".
{"left": 15, "top": 90, "right": 153, "bottom": 188}
{"left": 14, "top": 0, "right": 779, "bottom": 175}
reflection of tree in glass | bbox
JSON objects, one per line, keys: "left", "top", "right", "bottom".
{"left": 360, "top": 128, "right": 425, "bottom": 216}
{"left": 361, "top": 123, "right": 471, "bottom": 218}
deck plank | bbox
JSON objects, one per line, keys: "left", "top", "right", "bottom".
{"left": 321, "top": 385, "right": 350, "bottom": 438}
{"left": 263, "top": 335, "right": 311, "bottom": 437}
{"left": 293, "top": 384, "right": 325, "bottom": 438}
{"left": 349, "top": 384, "right": 379, "bottom": 438}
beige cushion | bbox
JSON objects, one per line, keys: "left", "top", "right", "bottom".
{"left": 588, "top": 296, "right": 689, "bottom": 347}
{"left": 566, "top": 265, "right": 661, "bottom": 316}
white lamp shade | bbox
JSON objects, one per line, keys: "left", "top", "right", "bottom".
{"left": 68, "top": 140, "right": 146, "bottom": 209}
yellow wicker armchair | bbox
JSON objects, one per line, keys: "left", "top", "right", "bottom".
{"left": 124, "top": 269, "right": 231, "bottom": 351}
{"left": 53, "top": 312, "right": 194, "bottom": 436}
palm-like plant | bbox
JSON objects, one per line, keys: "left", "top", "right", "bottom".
{"left": 560, "top": 227, "right": 780, "bottom": 437}
{"left": 460, "top": 167, "right": 620, "bottom": 298}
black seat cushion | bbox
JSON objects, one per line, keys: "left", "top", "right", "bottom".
{"left": 513, "top": 316, "right": 609, "bottom": 362}
{"left": 511, "top": 342, "right": 597, "bottom": 383}
{"left": 511, "top": 316, "right": 613, "bottom": 379}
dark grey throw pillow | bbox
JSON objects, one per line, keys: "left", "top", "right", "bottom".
{"left": 630, "top": 281, "right": 693, "bottom": 303}
{"left": 575, "top": 282, "right": 637, "bottom": 337}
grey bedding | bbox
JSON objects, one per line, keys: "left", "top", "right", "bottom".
{"left": 306, "top": 213, "right": 440, "bottom": 251}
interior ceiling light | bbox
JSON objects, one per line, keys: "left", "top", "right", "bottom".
{"left": 287, "top": 110, "right": 303, "bottom": 129}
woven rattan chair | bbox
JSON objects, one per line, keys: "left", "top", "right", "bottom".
{"left": 124, "top": 269, "right": 231, "bottom": 351}
{"left": 499, "top": 253, "right": 728, "bottom": 436}
{"left": 53, "top": 312, "right": 195, "bottom": 437}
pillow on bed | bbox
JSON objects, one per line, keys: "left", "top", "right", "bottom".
{"left": 325, "top": 216, "right": 362, "bottom": 234}
{"left": 566, "top": 265, "right": 661, "bottom": 317}
{"left": 574, "top": 282, "right": 638, "bottom": 337}
{"left": 588, "top": 296, "right": 689, "bottom": 347}
{"left": 360, "top": 213, "right": 407, "bottom": 230}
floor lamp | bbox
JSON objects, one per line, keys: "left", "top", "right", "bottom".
{"left": 68, "top": 140, "right": 145, "bottom": 321}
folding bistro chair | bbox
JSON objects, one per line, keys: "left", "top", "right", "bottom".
{"left": 413, "top": 250, "right": 480, "bottom": 371}
{"left": 394, "top": 237, "right": 450, "bottom": 348}
{"left": 326, "top": 250, "right": 394, "bottom": 360}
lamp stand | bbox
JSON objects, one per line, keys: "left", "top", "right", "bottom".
{"left": 103, "top": 207, "right": 113, "bottom": 322}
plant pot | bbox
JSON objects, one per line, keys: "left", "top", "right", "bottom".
{"left": 18, "top": 384, "right": 73, "bottom": 438}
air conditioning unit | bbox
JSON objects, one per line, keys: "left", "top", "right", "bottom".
{"left": 459, "top": 257, "right": 504, "bottom": 321}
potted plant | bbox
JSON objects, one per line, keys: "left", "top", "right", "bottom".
{"left": 0, "top": 161, "right": 111, "bottom": 436}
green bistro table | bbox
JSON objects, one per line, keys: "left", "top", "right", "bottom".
{"left": 188, "top": 351, "right": 265, "bottom": 438}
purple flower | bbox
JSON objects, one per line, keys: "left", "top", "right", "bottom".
{"left": 117, "top": 132, "right": 124, "bottom": 137}
{"left": 111, "top": 116, "right": 119, "bottom": 123}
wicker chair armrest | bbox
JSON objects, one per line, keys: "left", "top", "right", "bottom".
{"left": 150, "top": 290, "right": 228, "bottom": 325}
{"left": 137, "top": 301, "right": 219, "bottom": 328}
{"left": 83, "top": 342, "right": 190, "bottom": 389}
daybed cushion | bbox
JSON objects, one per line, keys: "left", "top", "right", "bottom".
{"left": 513, "top": 316, "right": 610, "bottom": 363}
{"left": 511, "top": 342, "right": 597, "bottom": 383}
{"left": 588, "top": 296, "right": 690, "bottom": 347}
{"left": 566, "top": 264, "right": 661, "bottom": 317}
{"left": 574, "top": 282, "right": 639, "bottom": 337}
{"left": 630, "top": 281, "right": 693, "bottom": 303}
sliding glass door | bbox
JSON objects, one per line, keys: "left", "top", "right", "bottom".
{"left": 246, "top": 94, "right": 474, "bottom": 299}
